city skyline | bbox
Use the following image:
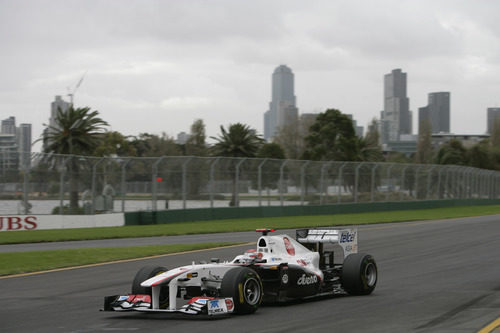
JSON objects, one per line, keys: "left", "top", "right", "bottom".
{"left": 1, "top": 1, "right": 500, "bottom": 150}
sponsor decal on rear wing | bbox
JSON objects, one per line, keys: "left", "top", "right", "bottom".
{"left": 296, "top": 228, "right": 358, "bottom": 257}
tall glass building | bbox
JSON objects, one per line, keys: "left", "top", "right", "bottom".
{"left": 264, "top": 65, "right": 298, "bottom": 141}
{"left": 380, "top": 69, "right": 412, "bottom": 144}
{"left": 418, "top": 92, "right": 450, "bottom": 134}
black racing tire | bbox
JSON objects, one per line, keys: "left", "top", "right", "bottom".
{"left": 220, "top": 267, "right": 263, "bottom": 314}
{"left": 131, "top": 266, "right": 168, "bottom": 308}
{"left": 341, "top": 253, "right": 377, "bottom": 295}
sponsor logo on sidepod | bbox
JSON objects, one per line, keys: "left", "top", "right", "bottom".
{"left": 340, "top": 231, "right": 356, "bottom": 243}
{"left": 297, "top": 274, "right": 318, "bottom": 286}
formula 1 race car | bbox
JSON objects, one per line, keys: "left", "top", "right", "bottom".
{"left": 103, "top": 228, "right": 377, "bottom": 316}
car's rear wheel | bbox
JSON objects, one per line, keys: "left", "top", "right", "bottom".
{"left": 341, "top": 253, "right": 377, "bottom": 295}
{"left": 220, "top": 267, "right": 263, "bottom": 314}
{"left": 131, "top": 266, "right": 168, "bottom": 308}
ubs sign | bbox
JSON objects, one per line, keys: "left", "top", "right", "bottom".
{"left": 0, "top": 216, "right": 38, "bottom": 231}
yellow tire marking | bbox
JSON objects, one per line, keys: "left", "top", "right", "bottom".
{"left": 238, "top": 283, "right": 244, "bottom": 304}
{"left": 0, "top": 242, "right": 253, "bottom": 280}
{"left": 478, "top": 317, "right": 500, "bottom": 333}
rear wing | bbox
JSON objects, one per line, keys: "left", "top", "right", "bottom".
{"left": 296, "top": 228, "right": 358, "bottom": 258}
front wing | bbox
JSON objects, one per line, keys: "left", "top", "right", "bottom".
{"left": 103, "top": 295, "right": 235, "bottom": 316}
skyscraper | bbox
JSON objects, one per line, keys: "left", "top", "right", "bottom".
{"left": 43, "top": 95, "right": 71, "bottom": 150}
{"left": 49, "top": 95, "right": 71, "bottom": 129}
{"left": 17, "top": 123, "right": 32, "bottom": 168}
{"left": 0, "top": 117, "right": 31, "bottom": 170}
{"left": 380, "top": 69, "right": 412, "bottom": 144}
{"left": 487, "top": 107, "right": 500, "bottom": 134}
{"left": 1, "top": 116, "right": 16, "bottom": 135}
{"left": 418, "top": 92, "right": 450, "bottom": 134}
{"left": 264, "top": 65, "right": 298, "bottom": 141}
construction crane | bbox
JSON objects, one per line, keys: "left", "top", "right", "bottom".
{"left": 67, "top": 71, "right": 87, "bottom": 105}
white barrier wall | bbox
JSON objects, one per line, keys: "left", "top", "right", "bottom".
{"left": 0, "top": 214, "right": 125, "bottom": 231}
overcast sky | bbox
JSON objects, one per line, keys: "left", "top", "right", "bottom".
{"left": 1, "top": 0, "right": 500, "bottom": 150}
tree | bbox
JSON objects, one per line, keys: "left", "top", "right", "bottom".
{"left": 302, "top": 109, "right": 358, "bottom": 161}
{"left": 129, "top": 133, "right": 181, "bottom": 157}
{"left": 256, "top": 142, "right": 286, "bottom": 159}
{"left": 491, "top": 118, "right": 500, "bottom": 148}
{"left": 185, "top": 119, "right": 208, "bottom": 156}
{"left": 254, "top": 142, "right": 286, "bottom": 191}
{"left": 211, "top": 123, "right": 264, "bottom": 206}
{"left": 42, "top": 106, "right": 108, "bottom": 213}
{"left": 435, "top": 139, "right": 467, "bottom": 165}
{"left": 185, "top": 119, "right": 209, "bottom": 196}
{"left": 211, "top": 123, "right": 264, "bottom": 157}
{"left": 416, "top": 120, "right": 433, "bottom": 164}
{"left": 466, "top": 141, "right": 492, "bottom": 169}
{"left": 273, "top": 116, "right": 315, "bottom": 159}
{"left": 94, "top": 131, "right": 136, "bottom": 157}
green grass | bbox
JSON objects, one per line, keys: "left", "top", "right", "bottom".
{"left": 0, "top": 242, "right": 241, "bottom": 276}
{"left": 2, "top": 204, "right": 500, "bottom": 245}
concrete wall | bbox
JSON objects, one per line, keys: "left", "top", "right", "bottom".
{"left": 124, "top": 199, "right": 500, "bottom": 226}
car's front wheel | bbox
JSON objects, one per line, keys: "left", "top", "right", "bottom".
{"left": 341, "top": 253, "right": 377, "bottom": 295}
{"left": 220, "top": 267, "right": 263, "bottom": 314}
{"left": 131, "top": 266, "right": 168, "bottom": 308}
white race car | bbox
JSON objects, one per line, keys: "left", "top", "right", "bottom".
{"left": 103, "top": 228, "right": 377, "bottom": 316}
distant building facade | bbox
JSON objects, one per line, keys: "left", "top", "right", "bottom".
{"left": 431, "top": 133, "right": 488, "bottom": 149}
{"left": 0, "top": 116, "right": 32, "bottom": 171}
{"left": 176, "top": 131, "right": 191, "bottom": 145}
{"left": 346, "top": 114, "right": 364, "bottom": 138}
{"left": 17, "top": 123, "right": 32, "bottom": 168}
{"left": 43, "top": 95, "right": 71, "bottom": 150}
{"left": 487, "top": 107, "right": 500, "bottom": 134}
{"left": 49, "top": 95, "right": 71, "bottom": 130}
{"left": 419, "top": 92, "right": 450, "bottom": 134}
{"left": 264, "top": 65, "right": 298, "bottom": 141}
{"left": 380, "top": 69, "right": 412, "bottom": 144}
{"left": 1, "top": 116, "right": 16, "bottom": 135}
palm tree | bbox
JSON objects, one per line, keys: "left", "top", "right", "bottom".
{"left": 211, "top": 123, "right": 264, "bottom": 157}
{"left": 43, "top": 106, "right": 108, "bottom": 213}
{"left": 211, "top": 123, "right": 264, "bottom": 206}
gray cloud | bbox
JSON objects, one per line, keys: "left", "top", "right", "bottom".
{"left": 1, "top": 0, "right": 499, "bottom": 150}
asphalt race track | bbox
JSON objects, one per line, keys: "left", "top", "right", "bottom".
{"left": 2, "top": 215, "right": 500, "bottom": 332}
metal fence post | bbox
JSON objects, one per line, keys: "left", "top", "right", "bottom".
{"left": 385, "top": 164, "right": 394, "bottom": 202}
{"left": 209, "top": 157, "right": 220, "bottom": 208}
{"left": 91, "top": 158, "right": 105, "bottom": 215}
{"left": 121, "top": 158, "right": 131, "bottom": 213}
{"left": 461, "top": 167, "right": 468, "bottom": 199}
{"left": 414, "top": 165, "right": 424, "bottom": 200}
{"left": 400, "top": 165, "right": 409, "bottom": 201}
{"left": 337, "top": 163, "right": 346, "bottom": 203}
{"left": 320, "top": 162, "right": 331, "bottom": 205}
{"left": 22, "top": 152, "right": 30, "bottom": 215}
{"left": 152, "top": 156, "right": 166, "bottom": 211}
{"left": 257, "top": 158, "right": 268, "bottom": 207}
{"left": 426, "top": 165, "right": 436, "bottom": 200}
{"left": 437, "top": 167, "right": 443, "bottom": 199}
{"left": 370, "top": 164, "right": 378, "bottom": 202}
{"left": 234, "top": 158, "right": 247, "bottom": 207}
{"left": 300, "top": 161, "right": 310, "bottom": 206}
{"left": 354, "top": 162, "right": 365, "bottom": 203}
{"left": 182, "top": 157, "right": 193, "bottom": 209}
{"left": 489, "top": 171, "right": 494, "bottom": 199}
{"left": 59, "top": 156, "right": 72, "bottom": 215}
{"left": 279, "top": 160, "right": 289, "bottom": 206}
